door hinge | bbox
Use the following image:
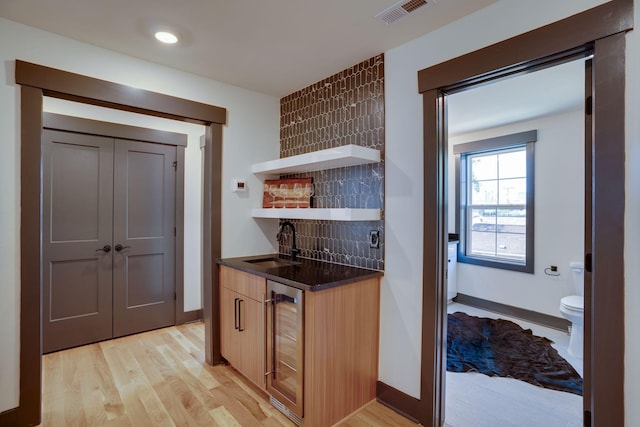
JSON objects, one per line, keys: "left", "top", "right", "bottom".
{"left": 585, "top": 253, "right": 592, "bottom": 273}
{"left": 586, "top": 96, "right": 593, "bottom": 115}
{"left": 584, "top": 410, "right": 592, "bottom": 427}
{"left": 174, "top": 292, "right": 177, "bottom": 301}
{"left": 172, "top": 160, "right": 178, "bottom": 170}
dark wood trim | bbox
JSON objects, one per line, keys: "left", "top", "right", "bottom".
{"left": 19, "top": 85, "right": 43, "bottom": 427}
{"left": 583, "top": 57, "right": 593, "bottom": 419}
{"left": 175, "top": 146, "right": 187, "bottom": 325}
{"left": 202, "top": 127, "right": 213, "bottom": 364}
{"left": 590, "top": 33, "right": 625, "bottom": 427}
{"left": 16, "top": 61, "right": 227, "bottom": 125}
{"left": 375, "top": 382, "right": 421, "bottom": 423}
{"left": 202, "top": 123, "right": 224, "bottom": 365}
{"left": 206, "top": 124, "right": 223, "bottom": 364}
{"left": 42, "top": 113, "right": 188, "bottom": 146}
{"left": 16, "top": 62, "right": 226, "bottom": 426}
{"left": 0, "top": 407, "right": 20, "bottom": 426}
{"left": 417, "top": 0, "right": 633, "bottom": 93}
{"left": 180, "top": 309, "right": 203, "bottom": 324}
{"left": 453, "top": 293, "right": 570, "bottom": 331}
{"left": 417, "top": 89, "right": 448, "bottom": 425}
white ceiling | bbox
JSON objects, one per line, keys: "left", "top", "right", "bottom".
{"left": 0, "top": 0, "right": 498, "bottom": 97}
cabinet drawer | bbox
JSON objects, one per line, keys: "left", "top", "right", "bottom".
{"left": 220, "top": 265, "right": 266, "bottom": 301}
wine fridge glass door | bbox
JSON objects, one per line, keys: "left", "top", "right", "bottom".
{"left": 267, "top": 280, "right": 304, "bottom": 419}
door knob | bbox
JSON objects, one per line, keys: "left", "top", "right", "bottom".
{"left": 96, "top": 245, "right": 112, "bottom": 253}
{"left": 114, "top": 244, "right": 131, "bottom": 252}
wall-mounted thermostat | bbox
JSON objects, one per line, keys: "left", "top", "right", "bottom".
{"left": 231, "top": 178, "right": 247, "bottom": 192}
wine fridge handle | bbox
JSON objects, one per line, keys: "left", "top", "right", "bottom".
{"left": 262, "top": 293, "right": 267, "bottom": 384}
{"left": 263, "top": 295, "right": 274, "bottom": 379}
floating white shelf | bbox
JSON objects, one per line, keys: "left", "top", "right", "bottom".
{"left": 251, "top": 144, "right": 381, "bottom": 175}
{"left": 251, "top": 208, "right": 381, "bottom": 221}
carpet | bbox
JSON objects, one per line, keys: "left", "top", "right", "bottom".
{"left": 447, "top": 311, "right": 583, "bottom": 396}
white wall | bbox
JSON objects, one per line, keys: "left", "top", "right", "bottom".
{"left": 0, "top": 17, "right": 279, "bottom": 412}
{"left": 382, "top": 0, "right": 612, "bottom": 400}
{"left": 449, "top": 110, "right": 584, "bottom": 317}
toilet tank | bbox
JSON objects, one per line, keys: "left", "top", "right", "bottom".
{"left": 570, "top": 261, "right": 584, "bottom": 296}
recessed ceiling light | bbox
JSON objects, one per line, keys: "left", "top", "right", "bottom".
{"left": 155, "top": 31, "right": 178, "bottom": 44}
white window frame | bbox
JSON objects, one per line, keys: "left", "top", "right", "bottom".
{"left": 454, "top": 130, "right": 537, "bottom": 273}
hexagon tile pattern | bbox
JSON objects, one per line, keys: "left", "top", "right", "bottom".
{"left": 277, "top": 54, "right": 385, "bottom": 271}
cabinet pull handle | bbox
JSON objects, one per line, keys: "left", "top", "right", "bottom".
{"left": 238, "top": 299, "right": 244, "bottom": 332}
{"left": 262, "top": 293, "right": 267, "bottom": 385}
{"left": 271, "top": 292, "right": 277, "bottom": 380}
{"left": 234, "top": 297, "right": 239, "bottom": 330}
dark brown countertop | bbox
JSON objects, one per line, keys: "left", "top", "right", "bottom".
{"left": 216, "top": 254, "right": 383, "bottom": 292}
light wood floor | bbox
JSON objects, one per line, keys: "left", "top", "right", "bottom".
{"left": 39, "top": 322, "right": 418, "bottom": 427}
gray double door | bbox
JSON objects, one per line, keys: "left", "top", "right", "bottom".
{"left": 42, "top": 128, "right": 176, "bottom": 353}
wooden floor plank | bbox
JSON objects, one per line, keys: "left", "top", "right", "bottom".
{"left": 209, "top": 406, "right": 242, "bottom": 427}
{"left": 62, "top": 347, "right": 89, "bottom": 426}
{"left": 39, "top": 322, "right": 416, "bottom": 427}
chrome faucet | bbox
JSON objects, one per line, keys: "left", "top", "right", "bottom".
{"left": 277, "top": 221, "right": 300, "bottom": 261}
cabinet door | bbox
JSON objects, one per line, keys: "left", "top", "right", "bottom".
{"left": 220, "top": 286, "right": 238, "bottom": 365}
{"left": 237, "top": 296, "right": 266, "bottom": 388}
{"left": 219, "top": 266, "right": 266, "bottom": 389}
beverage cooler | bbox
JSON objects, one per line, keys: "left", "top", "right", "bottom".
{"left": 266, "top": 280, "right": 304, "bottom": 424}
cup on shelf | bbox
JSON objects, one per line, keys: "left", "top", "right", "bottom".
{"left": 303, "top": 182, "right": 314, "bottom": 208}
{"left": 279, "top": 183, "right": 288, "bottom": 208}
{"left": 292, "top": 183, "right": 303, "bottom": 207}
{"left": 268, "top": 184, "right": 278, "bottom": 208}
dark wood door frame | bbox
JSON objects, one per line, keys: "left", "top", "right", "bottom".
{"left": 376, "top": 1, "right": 633, "bottom": 426}
{"left": 3, "top": 61, "right": 226, "bottom": 427}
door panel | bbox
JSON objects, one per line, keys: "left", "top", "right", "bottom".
{"left": 125, "top": 254, "right": 165, "bottom": 307}
{"left": 42, "top": 130, "right": 114, "bottom": 353}
{"left": 113, "top": 140, "right": 176, "bottom": 337}
{"left": 50, "top": 259, "right": 100, "bottom": 319}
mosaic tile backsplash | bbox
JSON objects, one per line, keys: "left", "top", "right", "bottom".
{"left": 277, "top": 55, "right": 384, "bottom": 271}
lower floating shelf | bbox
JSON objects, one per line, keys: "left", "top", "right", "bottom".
{"left": 251, "top": 208, "right": 381, "bottom": 221}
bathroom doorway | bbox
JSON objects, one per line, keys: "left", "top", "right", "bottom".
{"left": 443, "top": 56, "right": 587, "bottom": 426}
{"left": 417, "top": 25, "right": 626, "bottom": 426}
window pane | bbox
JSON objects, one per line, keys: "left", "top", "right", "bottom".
{"left": 470, "top": 154, "right": 497, "bottom": 181}
{"left": 471, "top": 208, "right": 497, "bottom": 231}
{"left": 497, "top": 209, "right": 526, "bottom": 234}
{"left": 496, "top": 232, "right": 526, "bottom": 261}
{"left": 498, "top": 149, "right": 526, "bottom": 179}
{"left": 471, "top": 180, "right": 498, "bottom": 205}
{"left": 461, "top": 141, "right": 532, "bottom": 271}
{"left": 498, "top": 178, "right": 526, "bottom": 205}
{"left": 469, "top": 230, "right": 496, "bottom": 257}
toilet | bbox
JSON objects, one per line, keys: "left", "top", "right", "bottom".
{"left": 560, "top": 262, "right": 584, "bottom": 358}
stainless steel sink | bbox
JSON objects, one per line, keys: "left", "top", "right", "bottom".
{"left": 245, "top": 257, "right": 300, "bottom": 268}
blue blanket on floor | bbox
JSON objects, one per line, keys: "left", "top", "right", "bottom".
{"left": 447, "top": 311, "right": 583, "bottom": 396}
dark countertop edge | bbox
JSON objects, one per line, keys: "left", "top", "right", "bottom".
{"left": 216, "top": 254, "right": 384, "bottom": 292}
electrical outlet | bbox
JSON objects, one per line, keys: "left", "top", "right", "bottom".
{"left": 369, "top": 230, "right": 380, "bottom": 249}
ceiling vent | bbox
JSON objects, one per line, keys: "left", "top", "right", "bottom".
{"left": 375, "top": 0, "right": 434, "bottom": 25}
